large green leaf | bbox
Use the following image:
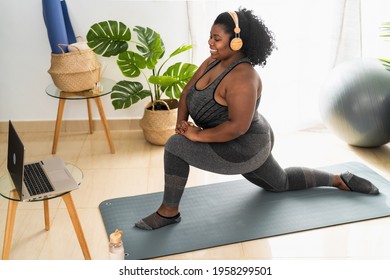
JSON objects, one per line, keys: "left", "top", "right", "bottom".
{"left": 133, "top": 26, "right": 165, "bottom": 69}
{"left": 111, "top": 80, "right": 150, "bottom": 109}
{"left": 117, "top": 51, "right": 147, "bottom": 78}
{"left": 169, "top": 44, "right": 192, "bottom": 58}
{"left": 87, "top": 20, "right": 131, "bottom": 57}
{"left": 149, "top": 62, "right": 198, "bottom": 99}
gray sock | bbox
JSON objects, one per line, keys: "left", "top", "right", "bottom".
{"left": 135, "top": 212, "right": 181, "bottom": 230}
{"left": 341, "top": 171, "right": 379, "bottom": 194}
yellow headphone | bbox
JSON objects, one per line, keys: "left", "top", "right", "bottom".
{"left": 228, "top": 11, "right": 243, "bottom": 51}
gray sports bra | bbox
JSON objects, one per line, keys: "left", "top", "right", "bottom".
{"left": 186, "top": 58, "right": 255, "bottom": 129}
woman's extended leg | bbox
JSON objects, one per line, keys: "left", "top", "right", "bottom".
{"left": 242, "top": 154, "right": 379, "bottom": 194}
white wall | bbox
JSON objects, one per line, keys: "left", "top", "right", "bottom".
{"left": 0, "top": 0, "right": 191, "bottom": 122}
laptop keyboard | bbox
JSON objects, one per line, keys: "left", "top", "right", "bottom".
{"left": 24, "top": 162, "right": 54, "bottom": 196}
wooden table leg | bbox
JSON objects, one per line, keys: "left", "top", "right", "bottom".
{"left": 2, "top": 196, "right": 19, "bottom": 260}
{"left": 52, "top": 99, "right": 66, "bottom": 154}
{"left": 43, "top": 200, "right": 50, "bottom": 231}
{"left": 62, "top": 192, "right": 91, "bottom": 260}
{"left": 94, "top": 97, "right": 115, "bottom": 154}
{"left": 87, "top": 99, "right": 93, "bottom": 134}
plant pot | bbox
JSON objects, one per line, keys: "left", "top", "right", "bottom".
{"left": 139, "top": 99, "right": 179, "bottom": 145}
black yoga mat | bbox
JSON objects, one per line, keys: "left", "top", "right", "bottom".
{"left": 99, "top": 162, "right": 390, "bottom": 259}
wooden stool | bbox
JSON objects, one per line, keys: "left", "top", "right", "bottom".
{"left": 46, "top": 77, "right": 116, "bottom": 155}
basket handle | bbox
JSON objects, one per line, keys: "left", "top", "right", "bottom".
{"left": 56, "top": 43, "right": 82, "bottom": 54}
{"left": 150, "top": 100, "right": 171, "bottom": 111}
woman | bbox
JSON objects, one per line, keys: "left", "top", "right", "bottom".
{"left": 135, "top": 8, "right": 379, "bottom": 230}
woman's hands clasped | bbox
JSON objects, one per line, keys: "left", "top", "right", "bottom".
{"left": 175, "top": 121, "right": 202, "bottom": 141}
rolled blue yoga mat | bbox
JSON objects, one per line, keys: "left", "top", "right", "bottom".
{"left": 61, "top": 0, "right": 76, "bottom": 44}
{"left": 42, "top": 0, "right": 76, "bottom": 53}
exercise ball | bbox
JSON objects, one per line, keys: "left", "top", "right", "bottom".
{"left": 320, "top": 58, "right": 390, "bottom": 147}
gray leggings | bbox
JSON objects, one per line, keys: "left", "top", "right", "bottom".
{"left": 162, "top": 131, "right": 334, "bottom": 208}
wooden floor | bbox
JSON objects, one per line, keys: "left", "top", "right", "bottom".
{"left": 1, "top": 125, "right": 390, "bottom": 260}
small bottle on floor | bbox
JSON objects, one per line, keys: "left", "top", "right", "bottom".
{"left": 108, "top": 229, "right": 125, "bottom": 260}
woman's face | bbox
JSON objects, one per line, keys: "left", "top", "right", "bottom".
{"left": 208, "top": 24, "right": 234, "bottom": 59}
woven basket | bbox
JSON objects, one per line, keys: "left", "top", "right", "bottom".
{"left": 139, "top": 99, "right": 179, "bottom": 145}
{"left": 48, "top": 44, "right": 101, "bottom": 92}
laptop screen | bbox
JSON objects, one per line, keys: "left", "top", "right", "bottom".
{"left": 7, "top": 121, "right": 25, "bottom": 197}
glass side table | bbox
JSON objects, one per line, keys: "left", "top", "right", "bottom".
{"left": 46, "top": 77, "right": 116, "bottom": 154}
{"left": 0, "top": 164, "right": 91, "bottom": 260}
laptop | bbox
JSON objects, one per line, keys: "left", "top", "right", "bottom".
{"left": 7, "top": 120, "right": 79, "bottom": 201}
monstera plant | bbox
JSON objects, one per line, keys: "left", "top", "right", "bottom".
{"left": 86, "top": 20, "right": 198, "bottom": 145}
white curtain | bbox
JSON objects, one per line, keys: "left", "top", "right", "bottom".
{"left": 185, "top": 0, "right": 387, "bottom": 132}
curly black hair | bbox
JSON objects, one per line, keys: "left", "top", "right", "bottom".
{"left": 213, "top": 7, "right": 276, "bottom": 67}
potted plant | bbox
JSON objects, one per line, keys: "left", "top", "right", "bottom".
{"left": 86, "top": 20, "right": 198, "bottom": 145}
